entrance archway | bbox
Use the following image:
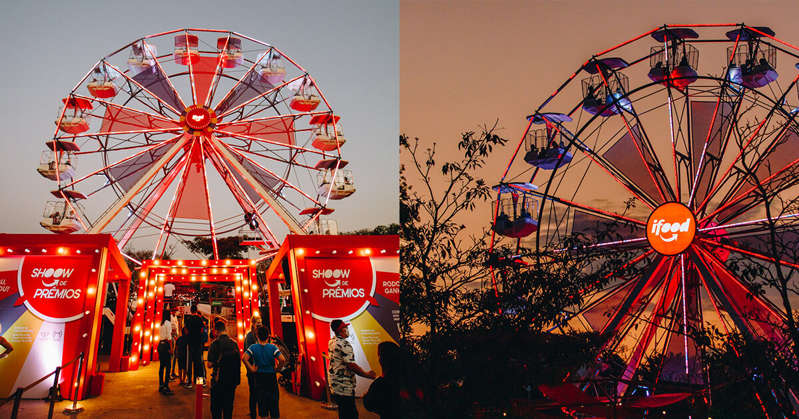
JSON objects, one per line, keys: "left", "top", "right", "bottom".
{"left": 128, "top": 258, "right": 259, "bottom": 369}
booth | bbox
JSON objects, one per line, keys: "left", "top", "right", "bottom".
{"left": 129, "top": 258, "right": 260, "bottom": 369}
{"left": 264, "top": 235, "right": 399, "bottom": 400}
{"left": 0, "top": 234, "right": 131, "bottom": 400}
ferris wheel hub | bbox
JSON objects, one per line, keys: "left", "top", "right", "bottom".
{"left": 645, "top": 202, "right": 696, "bottom": 256}
{"left": 181, "top": 105, "right": 217, "bottom": 136}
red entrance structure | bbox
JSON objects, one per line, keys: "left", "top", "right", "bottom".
{"left": 265, "top": 235, "right": 400, "bottom": 400}
{"left": 128, "top": 258, "right": 259, "bottom": 369}
{"left": 0, "top": 234, "right": 130, "bottom": 400}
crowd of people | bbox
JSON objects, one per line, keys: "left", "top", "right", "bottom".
{"left": 152, "top": 302, "right": 403, "bottom": 419}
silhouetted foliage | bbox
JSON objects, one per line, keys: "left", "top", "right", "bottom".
{"left": 343, "top": 223, "right": 401, "bottom": 235}
{"left": 182, "top": 236, "right": 251, "bottom": 259}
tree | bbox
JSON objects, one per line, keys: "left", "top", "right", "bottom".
{"left": 342, "top": 223, "right": 401, "bottom": 235}
{"left": 182, "top": 236, "right": 252, "bottom": 259}
{"left": 399, "top": 126, "right": 633, "bottom": 416}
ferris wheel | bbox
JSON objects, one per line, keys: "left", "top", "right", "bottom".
{"left": 37, "top": 28, "right": 355, "bottom": 259}
{"left": 492, "top": 24, "right": 799, "bottom": 398}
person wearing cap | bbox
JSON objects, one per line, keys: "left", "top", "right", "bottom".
{"left": 328, "top": 319, "right": 376, "bottom": 419}
{"left": 244, "top": 315, "right": 263, "bottom": 419}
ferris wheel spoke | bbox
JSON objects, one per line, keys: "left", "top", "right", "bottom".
{"left": 116, "top": 152, "right": 190, "bottom": 250}
{"left": 202, "top": 141, "right": 280, "bottom": 248}
{"left": 690, "top": 246, "right": 785, "bottom": 342}
{"left": 702, "top": 154, "right": 799, "bottom": 224}
{"left": 697, "top": 238, "right": 799, "bottom": 270}
{"left": 103, "top": 61, "right": 183, "bottom": 117}
{"left": 216, "top": 128, "right": 326, "bottom": 156}
{"left": 697, "top": 76, "right": 799, "bottom": 216}
{"left": 152, "top": 139, "right": 203, "bottom": 259}
{"left": 600, "top": 255, "right": 668, "bottom": 337}
{"left": 215, "top": 66, "right": 304, "bottom": 119}
{"left": 618, "top": 107, "right": 675, "bottom": 202}
{"left": 60, "top": 138, "right": 179, "bottom": 190}
{"left": 87, "top": 135, "right": 191, "bottom": 234}
{"left": 687, "top": 92, "right": 745, "bottom": 212}
{"left": 225, "top": 146, "right": 324, "bottom": 207}
{"left": 212, "top": 48, "right": 269, "bottom": 114}
{"left": 616, "top": 257, "right": 682, "bottom": 395}
{"left": 554, "top": 125, "right": 659, "bottom": 209}
{"left": 687, "top": 93, "right": 732, "bottom": 207}
{"left": 70, "top": 94, "right": 181, "bottom": 130}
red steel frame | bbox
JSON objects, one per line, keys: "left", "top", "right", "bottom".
{"left": 0, "top": 234, "right": 131, "bottom": 400}
{"left": 264, "top": 235, "right": 400, "bottom": 401}
{"left": 46, "top": 28, "right": 349, "bottom": 260}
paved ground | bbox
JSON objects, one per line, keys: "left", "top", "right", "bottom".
{"left": 1, "top": 361, "right": 377, "bottom": 418}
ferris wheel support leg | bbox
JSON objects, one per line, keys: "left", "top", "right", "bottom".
{"left": 88, "top": 136, "right": 191, "bottom": 234}
{"left": 207, "top": 137, "right": 305, "bottom": 235}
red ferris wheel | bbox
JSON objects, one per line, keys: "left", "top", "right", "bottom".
{"left": 38, "top": 28, "right": 355, "bottom": 259}
{"left": 492, "top": 24, "right": 799, "bottom": 402}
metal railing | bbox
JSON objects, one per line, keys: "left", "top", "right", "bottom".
{"left": 0, "top": 351, "right": 84, "bottom": 419}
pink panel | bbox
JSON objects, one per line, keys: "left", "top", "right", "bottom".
{"left": 689, "top": 101, "right": 731, "bottom": 206}
{"left": 707, "top": 255, "right": 784, "bottom": 342}
{"left": 602, "top": 124, "right": 667, "bottom": 202}
{"left": 220, "top": 116, "right": 295, "bottom": 146}
{"left": 173, "top": 141, "right": 211, "bottom": 221}
{"left": 716, "top": 130, "right": 799, "bottom": 222}
{"left": 99, "top": 104, "right": 179, "bottom": 133}
{"left": 192, "top": 55, "right": 222, "bottom": 106}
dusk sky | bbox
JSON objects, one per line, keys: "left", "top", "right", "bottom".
{"left": 400, "top": 0, "right": 799, "bottom": 331}
{"left": 401, "top": 0, "right": 799, "bottom": 230}
{"left": 0, "top": 0, "right": 398, "bottom": 254}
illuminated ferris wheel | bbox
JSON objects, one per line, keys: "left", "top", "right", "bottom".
{"left": 37, "top": 28, "right": 355, "bottom": 259}
{"left": 492, "top": 24, "right": 799, "bottom": 401}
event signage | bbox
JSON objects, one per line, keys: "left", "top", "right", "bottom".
{"left": 646, "top": 202, "right": 696, "bottom": 255}
{"left": 305, "top": 257, "right": 379, "bottom": 321}
{"left": 14, "top": 256, "right": 93, "bottom": 322}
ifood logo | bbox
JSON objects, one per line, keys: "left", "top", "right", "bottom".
{"left": 650, "top": 219, "right": 691, "bottom": 242}
{"left": 646, "top": 202, "right": 696, "bottom": 255}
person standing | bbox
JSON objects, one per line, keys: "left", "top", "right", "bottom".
{"left": 175, "top": 326, "right": 189, "bottom": 386}
{"left": 243, "top": 325, "right": 286, "bottom": 419}
{"left": 244, "top": 315, "right": 263, "bottom": 419}
{"left": 184, "top": 304, "right": 205, "bottom": 388}
{"left": 364, "top": 341, "right": 401, "bottom": 419}
{"left": 157, "top": 315, "right": 174, "bottom": 395}
{"left": 328, "top": 319, "right": 376, "bottom": 419}
{"left": 207, "top": 320, "right": 241, "bottom": 419}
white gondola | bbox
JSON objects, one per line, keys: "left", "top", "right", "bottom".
{"left": 87, "top": 64, "right": 119, "bottom": 99}
{"left": 128, "top": 42, "right": 158, "bottom": 73}
{"left": 40, "top": 201, "right": 81, "bottom": 234}
{"left": 318, "top": 170, "right": 355, "bottom": 200}
{"left": 288, "top": 78, "right": 321, "bottom": 112}
{"left": 313, "top": 123, "right": 346, "bottom": 151}
{"left": 260, "top": 54, "right": 286, "bottom": 85}
{"left": 55, "top": 97, "right": 92, "bottom": 135}
{"left": 217, "top": 37, "right": 242, "bottom": 68}
{"left": 174, "top": 34, "right": 199, "bottom": 65}
{"left": 37, "top": 151, "right": 76, "bottom": 181}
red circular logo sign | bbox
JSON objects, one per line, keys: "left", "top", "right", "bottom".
{"left": 646, "top": 202, "right": 696, "bottom": 255}
{"left": 182, "top": 105, "right": 217, "bottom": 135}
{"left": 15, "top": 256, "right": 92, "bottom": 322}
{"left": 303, "top": 258, "right": 378, "bottom": 321}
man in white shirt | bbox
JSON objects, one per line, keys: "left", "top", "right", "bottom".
{"left": 164, "top": 283, "right": 176, "bottom": 299}
{"left": 158, "top": 316, "right": 174, "bottom": 395}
